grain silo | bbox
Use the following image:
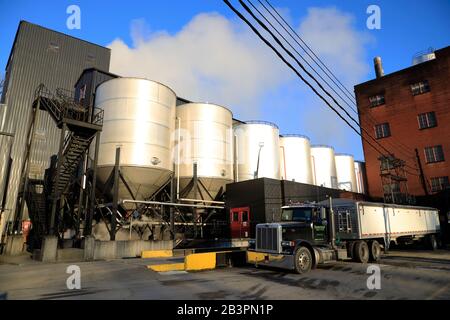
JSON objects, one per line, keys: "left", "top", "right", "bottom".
{"left": 94, "top": 77, "right": 176, "bottom": 202}
{"left": 311, "top": 145, "right": 338, "bottom": 189}
{"left": 175, "top": 102, "right": 233, "bottom": 200}
{"left": 354, "top": 160, "right": 368, "bottom": 194}
{"left": 279, "top": 134, "right": 313, "bottom": 184}
{"left": 234, "top": 121, "right": 280, "bottom": 182}
{"left": 335, "top": 153, "right": 357, "bottom": 192}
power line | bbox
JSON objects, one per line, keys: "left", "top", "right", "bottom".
{"left": 259, "top": 0, "right": 417, "bottom": 162}
{"left": 247, "top": 0, "right": 419, "bottom": 172}
{"left": 225, "top": 0, "right": 421, "bottom": 180}
{"left": 237, "top": 0, "right": 404, "bottom": 160}
{"left": 222, "top": 0, "right": 389, "bottom": 158}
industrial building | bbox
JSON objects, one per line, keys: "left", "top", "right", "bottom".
{"left": 355, "top": 46, "right": 450, "bottom": 200}
{"left": 0, "top": 21, "right": 369, "bottom": 260}
{"left": 0, "top": 21, "right": 111, "bottom": 244}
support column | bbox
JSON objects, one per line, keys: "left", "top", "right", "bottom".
{"left": 110, "top": 147, "right": 120, "bottom": 241}
{"left": 50, "top": 123, "right": 66, "bottom": 235}
{"left": 16, "top": 99, "right": 41, "bottom": 231}
{"left": 170, "top": 164, "right": 175, "bottom": 240}
{"left": 85, "top": 131, "right": 100, "bottom": 236}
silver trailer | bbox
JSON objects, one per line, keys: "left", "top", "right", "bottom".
{"left": 332, "top": 200, "right": 440, "bottom": 246}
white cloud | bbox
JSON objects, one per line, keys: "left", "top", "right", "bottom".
{"left": 294, "top": 7, "right": 373, "bottom": 156}
{"left": 107, "top": 7, "right": 372, "bottom": 158}
{"left": 108, "top": 13, "right": 289, "bottom": 119}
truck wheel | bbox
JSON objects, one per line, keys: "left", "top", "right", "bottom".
{"left": 369, "top": 240, "right": 381, "bottom": 262}
{"left": 294, "top": 246, "right": 313, "bottom": 274}
{"left": 428, "top": 235, "right": 438, "bottom": 251}
{"left": 347, "top": 241, "right": 356, "bottom": 260}
{"left": 354, "top": 240, "right": 369, "bottom": 264}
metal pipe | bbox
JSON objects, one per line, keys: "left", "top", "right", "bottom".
{"left": 280, "top": 145, "right": 287, "bottom": 180}
{"left": 328, "top": 196, "right": 336, "bottom": 249}
{"left": 374, "top": 56, "right": 384, "bottom": 78}
{"left": 176, "top": 116, "right": 181, "bottom": 200}
{"left": 178, "top": 198, "right": 224, "bottom": 205}
{"left": 234, "top": 134, "right": 239, "bottom": 182}
{"left": 122, "top": 199, "right": 224, "bottom": 210}
{"left": 111, "top": 147, "right": 120, "bottom": 240}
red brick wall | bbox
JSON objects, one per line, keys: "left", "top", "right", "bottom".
{"left": 355, "top": 46, "right": 450, "bottom": 198}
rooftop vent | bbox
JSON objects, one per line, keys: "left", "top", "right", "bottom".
{"left": 412, "top": 48, "right": 436, "bottom": 66}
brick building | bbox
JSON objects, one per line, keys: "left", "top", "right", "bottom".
{"left": 355, "top": 46, "right": 450, "bottom": 200}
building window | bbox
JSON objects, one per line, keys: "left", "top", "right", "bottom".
{"left": 369, "top": 94, "right": 385, "bottom": 107}
{"left": 418, "top": 112, "right": 437, "bottom": 129}
{"left": 48, "top": 41, "right": 60, "bottom": 53}
{"left": 430, "top": 176, "right": 449, "bottom": 192}
{"left": 424, "top": 145, "right": 445, "bottom": 163}
{"left": 411, "top": 80, "right": 430, "bottom": 95}
{"left": 375, "top": 123, "right": 391, "bottom": 139}
{"left": 86, "top": 53, "right": 95, "bottom": 63}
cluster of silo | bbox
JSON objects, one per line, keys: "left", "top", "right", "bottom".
{"left": 94, "top": 77, "right": 235, "bottom": 208}
{"left": 93, "top": 77, "right": 368, "bottom": 211}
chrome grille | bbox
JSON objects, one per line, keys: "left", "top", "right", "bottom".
{"left": 256, "top": 224, "right": 281, "bottom": 253}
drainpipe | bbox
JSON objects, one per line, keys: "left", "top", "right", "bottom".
{"left": 176, "top": 117, "right": 181, "bottom": 200}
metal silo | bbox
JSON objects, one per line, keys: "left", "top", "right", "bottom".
{"left": 279, "top": 134, "right": 313, "bottom": 184}
{"left": 175, "top": 102, "right": 233, "bottom": 200}
{"left": 354, "top": 161, "right": 368, "bottom": 194}
{"left": 234, "top": 121, "right": 280, "bottom": 181}
{"left": 94, "top": 77, "right": 176, "bottom": 201}
{"left": 335, "top": 154, "right": 357, "bottom": 192}
{"left": 311, "top": 145, "right": 338, "bottom": 189}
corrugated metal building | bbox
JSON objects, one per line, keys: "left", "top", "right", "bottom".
{"left": 0, "top": 21, "right": 110, "bottom": 233}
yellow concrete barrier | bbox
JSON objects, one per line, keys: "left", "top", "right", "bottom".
{"left": 184, "top": 252, "right": 217, "bottom": 271}
{"left": 147, "top": 263, "right": 185, "bottom": 272}
{"left": 141, "top": 250, "right": 173, "bottom": 258}
{"left": 246, "top": 251, "right": 266, "bottom": 263}
{"left": 147, "top": 251, "right": 237, "bottom": 272}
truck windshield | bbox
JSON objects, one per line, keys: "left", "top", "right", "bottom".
{"left": 281, "top": 208, "right": 312, "bottom": 222}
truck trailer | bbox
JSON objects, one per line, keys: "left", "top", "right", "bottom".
{"left": 247, "top": 199, "right": 440, "bottom": 274}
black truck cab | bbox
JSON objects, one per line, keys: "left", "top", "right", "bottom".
{"left": 247, "top": 202, "right": 350, "bottom": 274}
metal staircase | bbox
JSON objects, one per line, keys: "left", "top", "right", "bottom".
{"left": 23, "top": 180, "right": 48, "bottom": 250}
{"left": 51, "top": 132, "right": 95, "bottom": 196}
{"left": 20, "top": 84, "right": 103, "bottom": 238}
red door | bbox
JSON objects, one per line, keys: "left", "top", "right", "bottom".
{"left": 230, "top": 207, "right": 250, "bottom": 239}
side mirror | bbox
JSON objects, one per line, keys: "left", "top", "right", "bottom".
{"left": 320, "top": 207, "right": 327, "bottom": 220}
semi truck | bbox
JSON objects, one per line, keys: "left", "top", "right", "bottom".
{"left": 247, "top": 199, "right": 440, "bottom": 274}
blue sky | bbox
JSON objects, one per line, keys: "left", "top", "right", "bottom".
{"left": 1, "top": 0, "right": 449, "bottom": 160}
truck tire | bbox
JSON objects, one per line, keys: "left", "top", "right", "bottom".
{"left": 294, "top": 246, "right": 313, "bottom": 274}
{"left": 347, "top": 241, "right": 356, "bottom": 260}
{"left": 354, "top": 240, "right": 369, "bottom": 264}
{"left": 428, "top": 234, "right": 438, "bottom": 251}
{"left": 369, "top": 240, "right": 381, "bottom": 262}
